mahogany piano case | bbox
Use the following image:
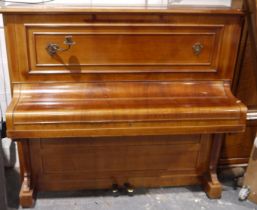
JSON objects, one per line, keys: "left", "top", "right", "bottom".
{"left": 1, "top": 2, "right": 247, "bottom": 208}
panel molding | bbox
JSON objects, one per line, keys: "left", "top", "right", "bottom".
{"left": 24, "top": 23, "right": 224, "bottom": 74}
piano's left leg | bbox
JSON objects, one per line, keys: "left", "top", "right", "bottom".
{"left": 17, "top": 139, "right": 35, "bottom": 208}
{"left": 203, "top": 134, "right": 224, "bottom": 199}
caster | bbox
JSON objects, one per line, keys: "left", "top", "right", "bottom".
{"left": 239, "top": 186, "right": 250, "bottom": 201}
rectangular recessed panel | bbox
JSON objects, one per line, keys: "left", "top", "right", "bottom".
{"left": 29, "top": 135, "right": 209, "bottom": 191}
{"left": 26, "top": 24, "right": 223, "bottom": 73}
{"left": 40, "top": 136, "right": 201, "bottom": 174}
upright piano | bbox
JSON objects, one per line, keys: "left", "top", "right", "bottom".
{"left": 1, "top": 0, "right": 247, "bottom": 208}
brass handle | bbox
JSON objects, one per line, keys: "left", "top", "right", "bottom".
{"left": 46, "top": 35, "right": 76, "bottom": 56}
{"left": 192, "top": 42, "right": 204, "bottom": 56}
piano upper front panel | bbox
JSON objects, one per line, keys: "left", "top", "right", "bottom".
{"left": 4, "top": 13, "right": 242, "bottom": 82}
{"left": 27, "top": 24, "right": 222, "bottom": 74}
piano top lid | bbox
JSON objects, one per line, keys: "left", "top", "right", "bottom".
{"left": 0, "top": 0, "right": 243, "bottom": 14}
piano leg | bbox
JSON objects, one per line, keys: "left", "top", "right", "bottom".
{"left": 17, "top": 140, "right": 35, "bottom": 208}
{"left": 203, "top": 134, "right": 223, "bottom": 199}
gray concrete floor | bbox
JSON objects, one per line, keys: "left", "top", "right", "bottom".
{"left": 4, "top": 168, "right": 257, "bottom": 210}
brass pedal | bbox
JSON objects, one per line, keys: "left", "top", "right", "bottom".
{"left": 124, "top": 183, "right": 134, "bottom": 196}
{"left": 112, "top": 184, "right": 120, "bottom": 197}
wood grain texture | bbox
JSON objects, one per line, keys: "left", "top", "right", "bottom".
{"left": 220, "top": 0, "right": 257, "bottom": 167}
{"left": 29, "top": 135, "right": 210, "bottom": 191}
{"left": 220, "top": 124, "right": 257, "bottom": 166}
{"left": 4, "top": 13, "right": 243, "bottom": 82}
{"left": 2, "top": 5, "right": 246, "bottom": 208}
{"left": 6, "top": 81, "right": 246, "bottom": 139}
{"left": 203, "top": 134, "right": 224, "bottom": 199}
{"left": 17, "top": 140, "right": 35, "bottom": 208}
{"left": 27, "top": 24, "right": 222, "bottom": 73}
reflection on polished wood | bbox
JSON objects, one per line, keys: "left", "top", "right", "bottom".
{"left": 7, "top": 81, "right": 246, "bottom": 138}
{"left": 2, "top": 2, "right": 246, "bottom": 208}
{"left": 220, "top": 0, "right": 257, "bottom": 167}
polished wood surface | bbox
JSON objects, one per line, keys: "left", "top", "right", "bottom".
{"left": 220, "top": 37, "right": 257, "bottom": 166}
{"left": 1, "top": 4, "right": 247, "bottom": 207}
{"left": 203, "top": 134, "right": 224, "bottom": 199}
{"left": 220, "top": 0, "right": 257, "bottom": 167}
{"left": 4, "top": 14, "right": 242, "bottom": 82}
{"left": 6, "top": 82, "right": 246, "bottom": 139}
{"left": 220, "top": 124, "right": 257, "bottom": 165}
{"left": 17, "top": 140, "right": 34, "bottom": 208}
{"left": 30, "top": 135, "right": 211, "bottom": 190}
{"left": 29, "top": 24, "right": 221, "bottom": 74}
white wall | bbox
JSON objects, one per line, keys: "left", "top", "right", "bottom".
{"left": 2, "top": 0, "right": 232, "bottom": 7}
{"left": 168, "top": 0, "right": 231, "bottom": 6}
{"left": 0, "top": 14, "right": 11, "bottom": 121}
{"left": 0, "top": 14, "right": 17, "bottom": 168}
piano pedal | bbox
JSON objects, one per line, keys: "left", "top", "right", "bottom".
{"left": 111, "top": 184, "right": 120, "bottom": 197}
{"left": 124, "top": 183, "right": 134, "bottom": 196}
